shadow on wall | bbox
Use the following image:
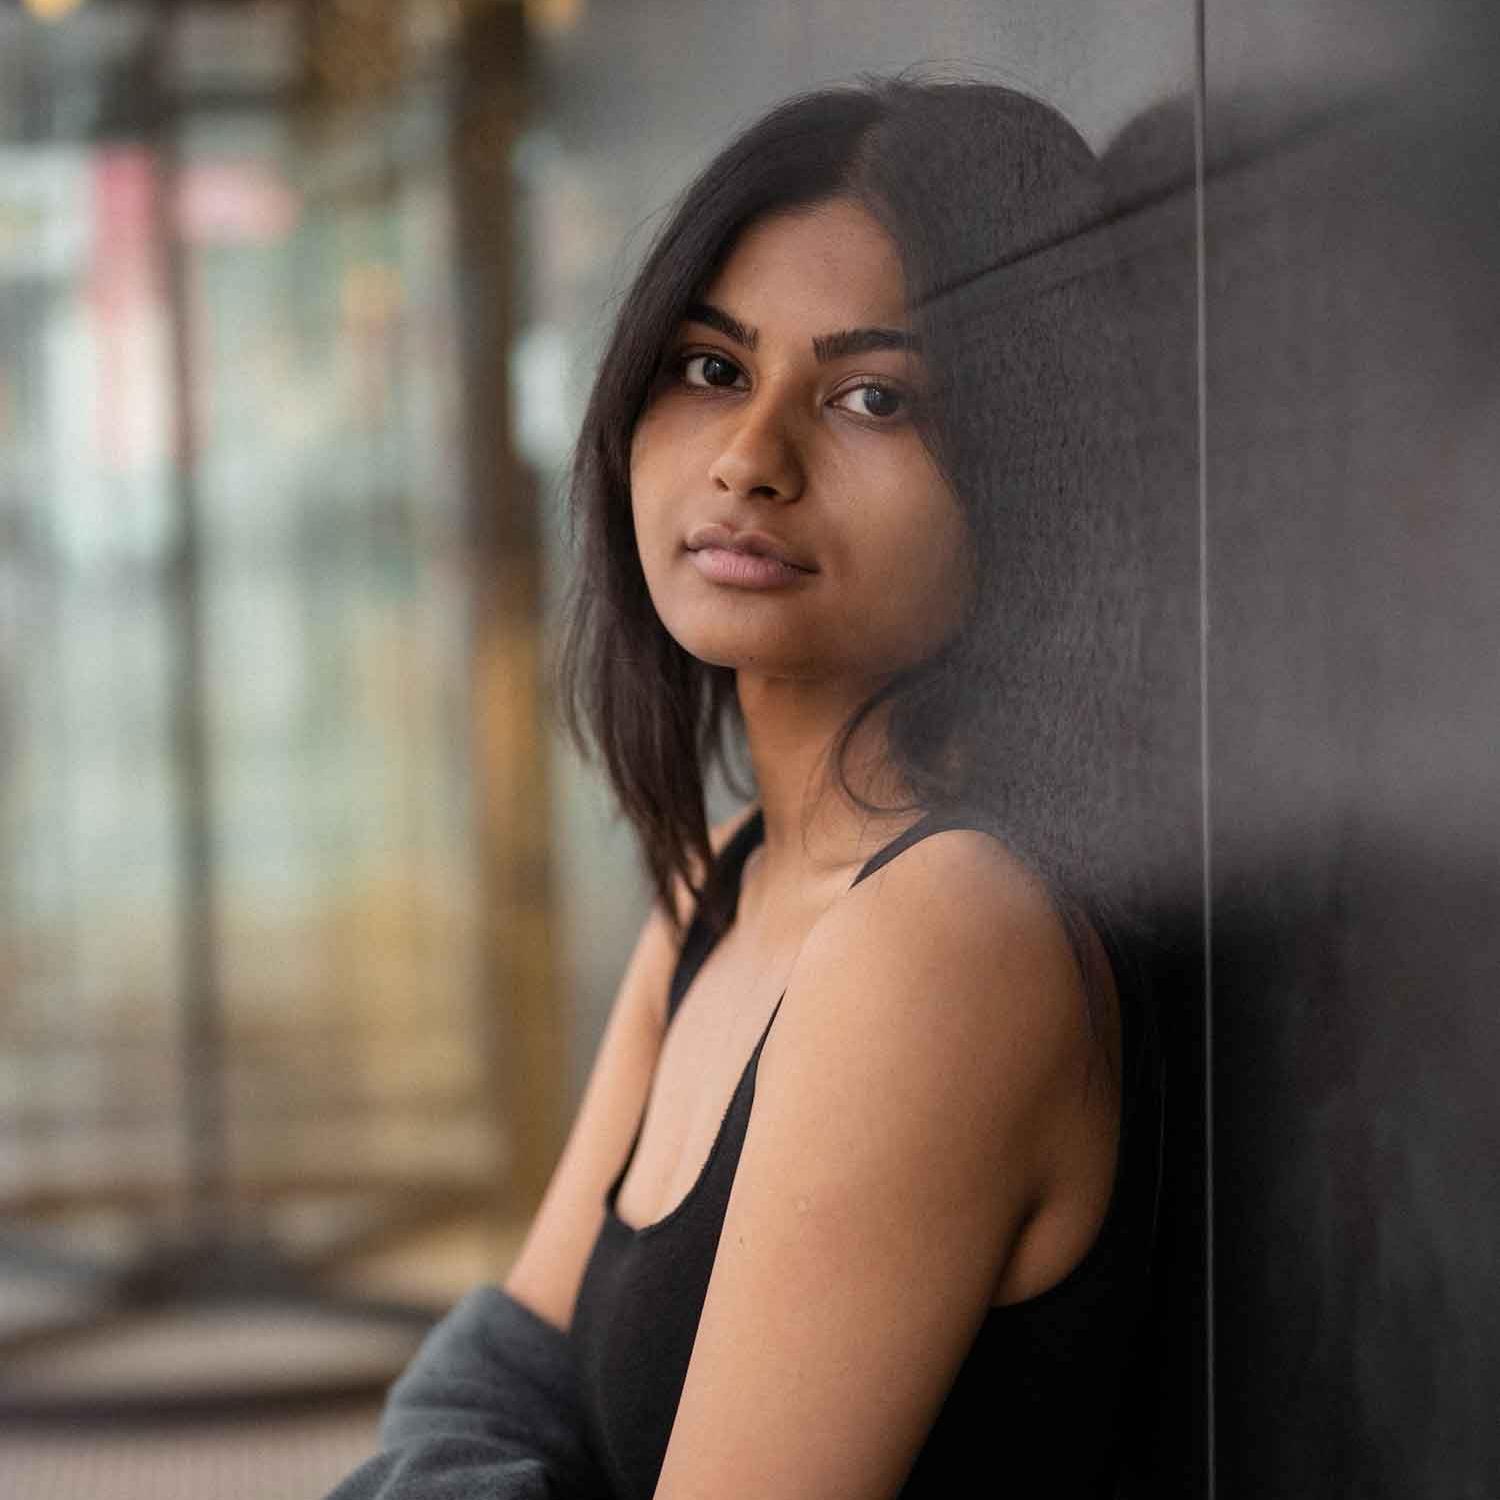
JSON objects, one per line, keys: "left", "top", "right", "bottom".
{"left": 1108, "top": 48, "right": 1500, "bottom": 1500}
{"left": 1201, "top": 68, "right": 1500, "bottom": 1500}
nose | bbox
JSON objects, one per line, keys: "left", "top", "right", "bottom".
{"left": 707, "top": 397, "right": 805, "bottom": 503}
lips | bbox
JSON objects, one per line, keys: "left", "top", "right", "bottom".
{"left": 683, "top": 522, "right": 817, "bottom": 572}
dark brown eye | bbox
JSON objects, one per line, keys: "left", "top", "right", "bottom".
{"left": 832, "top": 381, "right": 907, "bottom": 421}
{"left": 859, "top": 384, "right": 903, "bottom": 418}
{"left": 681, "top": 353, "right": 746, "bottom": 389}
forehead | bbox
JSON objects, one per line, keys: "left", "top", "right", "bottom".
{"left": 703, "top": 199, "right": 909, "bottom": 331}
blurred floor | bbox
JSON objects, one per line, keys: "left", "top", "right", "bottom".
{"left": 0, "top": 1406, "right": 383, "bottom": 1500}
{"left": 0, "top": 1210, "right": 530, "bottom": 1499}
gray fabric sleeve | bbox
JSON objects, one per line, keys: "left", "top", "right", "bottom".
{"left": 321, "top": 1285, "right": 611, "bottom": 1500}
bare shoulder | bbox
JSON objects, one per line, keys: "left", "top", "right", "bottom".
{"left": 845, "top": 824, "right": 1060, "bottom": 924}
{"left": 806, "top": 826, "right": 1087, "bottom": 1017}
{"left": 765, "top": 826, "right": 1110, "bottom": 1146}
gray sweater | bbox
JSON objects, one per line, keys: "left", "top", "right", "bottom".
{"left": 324, "top": 1286, "right": 611, "bottom": 1500}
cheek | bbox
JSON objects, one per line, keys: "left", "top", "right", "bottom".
{"left": 886, "top": 467, "right": 969, "bottom": 583}
{"left": 628, "top": 416, "right": 678, "bottom": 548}
{"left": 627, "top": 445, "right": 662, "bottom": 569}
{"left": 841, "top": 487, "right": 970, "bottom": 669}
{"left": 900, "top": 491, "right": 973, "bottom": 645}
{"left": 627, "top": 426, "right": 697, "bottom": 639}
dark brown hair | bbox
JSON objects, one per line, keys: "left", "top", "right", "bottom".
{"left": 557, "top": 75, "right": 1154, "bottom": 992}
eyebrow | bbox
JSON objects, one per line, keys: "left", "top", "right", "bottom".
{"left": 685, "top": 302, "right": 757, "bottom": 351}
{"left": 684, "top": 301, "right": 921, "bottom": 362}
{"left": 812, "top": 325, "right": 922, "bottom": 362}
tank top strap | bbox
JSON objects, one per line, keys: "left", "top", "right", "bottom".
{"left": 665, "top": 809, "right": 767, "bottom": 1024}
{"left": 848, "top": 807, "right": 988, "bottom": 889}
{"left": 670, "top": 806, "right": 992, "bottom": 1019}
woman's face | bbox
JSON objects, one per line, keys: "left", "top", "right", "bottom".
{"left": 629, "top": 197, "right": 971, "bottom": 685}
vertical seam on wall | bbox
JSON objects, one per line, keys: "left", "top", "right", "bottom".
{"left": 1193, "top": 0, "right": 1217, "bottom": 1494}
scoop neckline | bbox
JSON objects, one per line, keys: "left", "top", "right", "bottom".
{"left": 602, "top": 1002, "right": 778, "bottom": 1240}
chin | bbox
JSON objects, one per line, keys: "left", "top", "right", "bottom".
{"left": 658, "top": 617, "right": 814, "bottom": 677}
{"left": 672, "top": 633, "right": 808, "bottom": 675}
{"left": 650, "top": 590, "right": 921, "bottom": 681}
{"left": 650, "top": 594, "right": 769, "bottom": 665}
{"left": 671, "top": 625, "right": 892, "bottom": 684}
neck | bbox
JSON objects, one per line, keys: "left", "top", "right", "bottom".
{"left": 735, "top": 670, "right": 922, "bottom": 896}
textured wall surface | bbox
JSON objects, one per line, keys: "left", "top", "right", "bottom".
{"left": 1204, "top": 1, "right": 1500, "bottom": 1494}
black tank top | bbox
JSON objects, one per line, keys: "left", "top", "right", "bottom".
{"left": 570, "top": 810, "right": 1163, "bottom": 1500}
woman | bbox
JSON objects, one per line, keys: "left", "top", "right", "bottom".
{"left": 331, "top": 75, "right": 1165, "bottom": 1500}
{"left": 507, "top": 77, "right": 1164, "bottom": 1500}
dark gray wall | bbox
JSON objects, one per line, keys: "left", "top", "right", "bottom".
{"left": 1205, "top": 1, "right": 1500, "bottom": 1494}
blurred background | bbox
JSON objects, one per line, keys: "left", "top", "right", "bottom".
{"left": 0, "top": 1, "right": 1496, "bottom": 1497}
